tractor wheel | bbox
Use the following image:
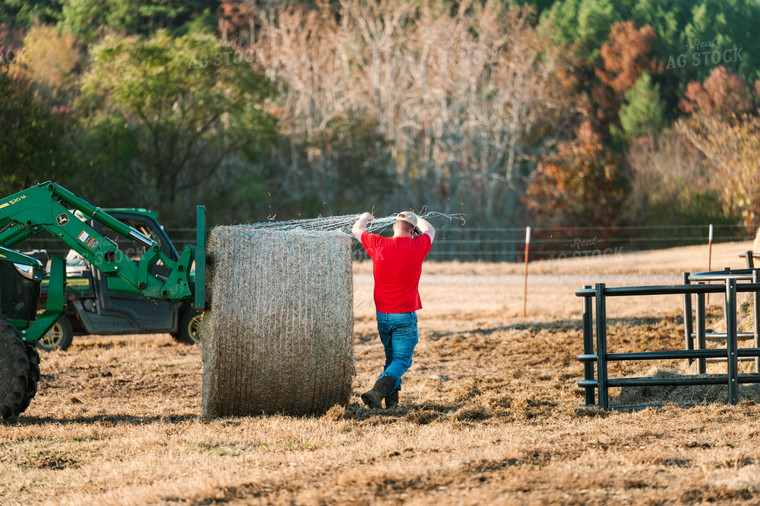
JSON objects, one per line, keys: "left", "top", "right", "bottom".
{"left": 0, "top": 321, "right": 31, "bottom": 419}
{"left": 172, "top": 309, "right": 202, "bottom": 345}
{"left": 17, "top": 344, "right": 40, "bottom": 414}
{"left": 37, "top": 317, "right": 74, "bottom": 352}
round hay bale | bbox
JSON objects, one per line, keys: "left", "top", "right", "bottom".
{"left": 613, "top": 367, "right": 760, "bottom": 407}
{"left": 752, "top": 226, "right": 760, "bottom": 253}
{"left": 201, "top": 226, "right": 355, "bottom": 419}
{"left": 707, "top": 229, "right": 760, "bottom": 335}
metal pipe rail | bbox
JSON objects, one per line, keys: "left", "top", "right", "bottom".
{"left": 580, "top": 373, "right": 760, "bottom": 388}
{"left": 688, "top": 269, "right": 756, "bottom": 282}
{"left": 576, "top": 269, "right": 760, "bottom": 410}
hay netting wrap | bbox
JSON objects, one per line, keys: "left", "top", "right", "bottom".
{"left": 201, "top": 226, "right": 355, "bottom": 418}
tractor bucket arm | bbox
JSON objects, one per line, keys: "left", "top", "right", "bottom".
{"left": 0, "top": 182, "right": 206, "bottom": 343}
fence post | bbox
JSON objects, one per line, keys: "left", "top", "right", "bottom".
{"left": 503, "top": 228, "right": 508, "bottom": 263}
{"left": 707, "top": 224, "right": 713, "bottom": 305}
{"left": 754, "top": 270, "right": 760, "bottom": 374}
{"left": 523, "top": 226, "right": 531, "bottom": 317}
{"left": 595, "top": 283, "right": 608, "bottom": 409}
{"left": 582, "top": 285, "right": 595, "bottom": 407}
{"left": 683, "top": 272, "right": 693, "bottom": 368}
{"left": 726, "top": 279, "right": 739, "bottom": 405}
{"left": 719, "top": 267, "right": 731, "bottom": 317}
{"left": 696, "top": 286, "right": 707, "bottom": 374}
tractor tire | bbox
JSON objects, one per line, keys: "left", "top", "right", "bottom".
{"left": 37, "top": 317, "right": 74, "bottom": 352}
{"left": 17, "top": 344, "right": 40, "bottom": 414}
{"left": 0, "top": 321, "right": 31, "bottom": 419}
{"left": 172, "top": 309, "right": 202, "bottom": 345}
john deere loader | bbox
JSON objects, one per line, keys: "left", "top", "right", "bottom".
{"left": 0, "top": 182, "right": 205, "bottom": 418}
{"left": 37, "top": 207, "right": 202, "bottom": 351}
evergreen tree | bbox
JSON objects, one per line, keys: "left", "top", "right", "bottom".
{"left": 59, "top": 0, "right": 217, "bottom": 44}
{"left": 616, "top": 71, "right": 667, "bottom": 141}
{"left": 540, "top": 0, "right": 621, "bottom": 62}
{"left": 0, "top": 0, "right": 62, "bottom": 28}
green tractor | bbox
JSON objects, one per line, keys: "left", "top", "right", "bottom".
{"left": 36, "top": 208, "right": 202, "bottom": 351}
{"left": 0, "top": 182, "right": 206, "bottom": 418}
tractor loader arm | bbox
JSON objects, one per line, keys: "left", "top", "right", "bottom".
{"left": 0, "top": 181, "right": 206, "bottom": 344}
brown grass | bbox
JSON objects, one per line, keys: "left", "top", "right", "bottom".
{"left": 3, "top": 240, "right": 760, "bottom": 504}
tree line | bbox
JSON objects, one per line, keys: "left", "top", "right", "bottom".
{"left": 1, "top": 0, "right": 759, "bottom": 239}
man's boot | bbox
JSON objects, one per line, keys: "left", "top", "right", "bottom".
{"left": 384, "top": 389, "right": 399, "bottom": 409}
{"left": 361, "top": 376, "right": 395, "bottom": 409}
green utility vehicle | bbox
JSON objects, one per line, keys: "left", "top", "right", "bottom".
{"left": 0, "top": 182, "right": 205, "bottom": 418}
{"left": 37, "top": 208, "right": 201, "bottom": 351}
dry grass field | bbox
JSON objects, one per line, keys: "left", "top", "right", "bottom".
{"left": 4, "top": 240, "right": 760, "bottom": 505}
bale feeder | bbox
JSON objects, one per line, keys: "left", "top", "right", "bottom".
{"left": 577, "top": 265, "right": 760, "bottom": 410}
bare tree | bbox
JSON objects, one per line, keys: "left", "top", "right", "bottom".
{"left": 677, "top": 113, "right": 760, "bottom": 231}
{"left": 252, "top": 0, "right": 577, "bottom": 225}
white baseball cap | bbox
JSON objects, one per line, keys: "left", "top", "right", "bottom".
{"left": 396, "top": 211, "right": 419, "bottom": 233}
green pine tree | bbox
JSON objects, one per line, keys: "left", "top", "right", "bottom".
{"left": 615, "top": 71, "right": 668, "bottom": 141}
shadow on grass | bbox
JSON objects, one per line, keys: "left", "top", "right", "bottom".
{"left": 8, "top": 402, "right": 472, "bottom": 426}
{"left": 428, "top": 315, "right": 681, "bottom": 341}
{"left": 6, "top": 413, "right": 199, "bottom": 426}
{"left": 334, "top": 401, "right": 494, "bottom": 425}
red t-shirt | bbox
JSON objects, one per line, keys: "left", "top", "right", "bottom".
{"left": 361, "top": 231, "right": 432, "bottom": 313}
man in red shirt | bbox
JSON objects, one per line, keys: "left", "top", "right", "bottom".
{"left": 352, "top": 211, "right": 435, "bottom": 409}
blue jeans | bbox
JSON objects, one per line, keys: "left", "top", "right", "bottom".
{"left": 376, "top": 311, "right": 419, "bottom": 391}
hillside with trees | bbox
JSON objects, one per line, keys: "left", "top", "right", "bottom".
{"left": 1, "top": 0, "right": 759, "bottom": 237}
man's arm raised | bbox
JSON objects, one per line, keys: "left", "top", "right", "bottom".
{"left": 352, "top": 212, "right": 374, "bottom": 241}
{"left": 416, "top": 216, "right": 435, "bottom": 242}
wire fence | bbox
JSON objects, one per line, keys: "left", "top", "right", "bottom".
{"left": 344, "top": 223, "right": 755, "bottom": 262}
{"left": 14, "top": 223, "right": 757, "bottom": 264}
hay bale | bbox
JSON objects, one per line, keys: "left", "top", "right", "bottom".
{"left": 711, "top": 295, "right": 755, "bottom": 335}
{"left": 201, "top": 226, "right": 355, "bottom": 419}
{"left": 708, "top": 232, "right": 760, "bottom": 334}
{"left": 613, "top": 367, "right": 760, "bottom": 407}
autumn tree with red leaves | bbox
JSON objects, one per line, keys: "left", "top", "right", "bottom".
{"left": 524, "top": 121, "right": 627, "bottom": 228}
{"left": 217, "top": 0, "right": 256, "bottom": 46}
{"left": 679, "top": 65, "right": 753, "bottom": 118}
{"left": 678, "top": 113, "right": 760, "bottom": 232}
{"left": 592, "top": 20, "right": 659, "bottom": 129}
{"left": 677, "top": 69, "right": 760, "bottom": 231}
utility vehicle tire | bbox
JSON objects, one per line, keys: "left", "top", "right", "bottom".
{"left": 0, "top": 321, "right": 31, "bottom": 419}
{"left": 172, "top": 309, "right": 202, "bottom": 345}
{"left": 37, "top": 317, "right": 74, "bottom": 352}
{"left": 17, "top": 344, "right": 40, "bottom": 414}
